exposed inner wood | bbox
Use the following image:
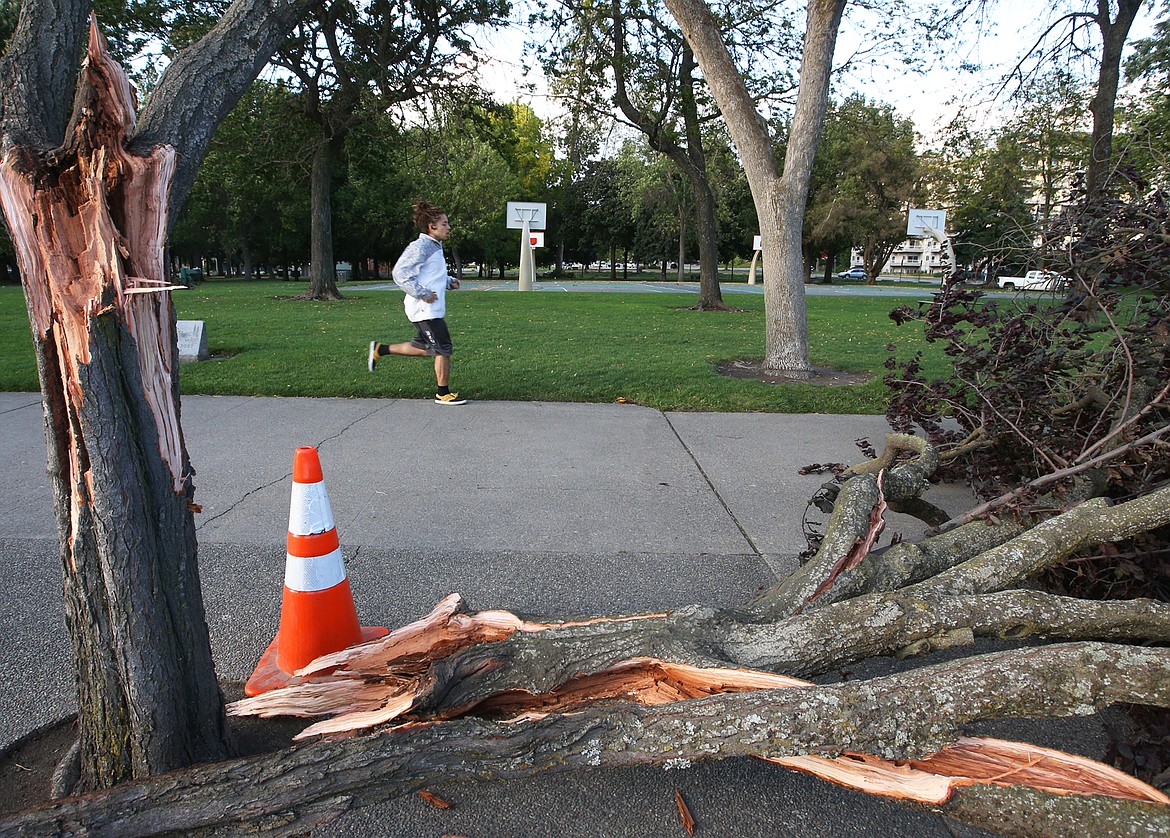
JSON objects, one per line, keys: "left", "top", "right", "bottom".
{"left": 229, "top": 594, "right": 1170, "bottom": 808}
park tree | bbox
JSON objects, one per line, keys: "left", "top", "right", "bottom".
{"left": 805, "top": 96, "right": 921, "bottom": 285}
{"left": 270, "top": 0, "right": 508, "bottom": 300}
{"left": 538, "top": 0, "right": 795, "bottom": 309}
{"left": 934, "top": 126, "right": 1034, "bottom": 280}
{"left": 332, "top": 107, "right": 413, "bottom": 277}
{"left": 707, "top": 127, "right": 756, "bottom": 267}
{"left": 923, "top": 70, "right": 1088, "bottom": 282}
{"left": 843, "top": 101, "right": 920, "bottom": 284}
{"left": 1081, "top": 0, "right": 1146, "bottom": 196}
{"left": 803, "top": 100, "right": 855, "bottom": 284}
{"left": 617, "top": 139, "right": 693, "bottom": 276}
{"left": 1119, "top": 5, "right": 1170, "bottom": 185}
{"left": 479, "top": 101, "right": 556, "bottom": 198}
{"left": 556, "top": 155, "right": 640, "bottom": 273}
{"left": 1007, "top": 70, "right": 1089, "bottom": 228}
{"left": 660, "top": 0, "right": 847, "bottom": 375}
{"left": 462, "top": 101, "right": 557, "bottom": 274}
{"left": 397, "top": 100, "right": 529, "bottom": 276}
{"left": 171, "top": 80, "right": 316, "bottom": 278}
{"left": 0, "top": 0, "right": 319, "bottom": 790}
{"left": 990, "top": 0, "right": 1147, "bottom": 199}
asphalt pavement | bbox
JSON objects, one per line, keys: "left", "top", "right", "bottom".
{"left": 0, "top": 391, "right": 1106, "bottom": 836}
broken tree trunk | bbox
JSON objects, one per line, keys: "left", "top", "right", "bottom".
{"left": 0, "top": 22, "right": 230, "bottom": 790}
{"left": 0, "top": 0, "right": 318, "bottom": 790}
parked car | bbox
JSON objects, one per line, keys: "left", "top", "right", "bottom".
{"left": 837, "top": 266, "right": 868, "bottom": 280}
{"left": 996, "top": 270, "right": 1069, "bottom": 291}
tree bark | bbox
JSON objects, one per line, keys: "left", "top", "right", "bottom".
{"left": 0, "top": 0, "right": 318, "bottom": 790}
{"left": 305, "top": 135, "right": 344, "bottom": 300}
{"left": 664, "top": 0, "right": 847, "bottom": 374}
{"left": 0, "top": 21, "right": 231, "bottom": 792}
{"left": 1085, "top": 0, "right": 1144, "bottom": 199}
{"left": 678, "top": 43, "right": 724, "bottom": 310}
{"left": 3, "top": 642, "right": 1167, "bottom": 837}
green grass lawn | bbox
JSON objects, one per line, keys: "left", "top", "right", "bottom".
{"left": 0, "top": 280, "right": 947, "bottom": 414}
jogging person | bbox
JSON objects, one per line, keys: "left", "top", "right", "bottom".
{"left": 368, "top": 199, "right": 466, "bottom": 405}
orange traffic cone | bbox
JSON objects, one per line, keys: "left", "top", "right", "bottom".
{"left": 245, "top": 446, "right": 388, "bottom": 696}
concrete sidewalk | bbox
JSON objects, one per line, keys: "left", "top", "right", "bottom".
{"left": 0, "top": 392, "right": 1018, "bottom": 836}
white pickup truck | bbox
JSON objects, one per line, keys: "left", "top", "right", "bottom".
{"left": 996, "top": 270, "right": 1069, "bottom": 291}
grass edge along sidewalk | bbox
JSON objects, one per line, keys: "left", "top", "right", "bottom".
{"left": 0, "top": 281, "right": 950, "bottom": 414}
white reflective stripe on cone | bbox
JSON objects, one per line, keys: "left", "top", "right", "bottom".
{"left": 288, "top": 481, "right": 335, "bottom": 535}
{"left": 284, "top": 548, "right": 347, "bottom": 592}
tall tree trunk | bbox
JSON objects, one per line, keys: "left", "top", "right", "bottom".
{"left": 691, "top": 174, "right": 722, "bottom": 306}
{"left": 760, "top": 182, "right": 812, "bottom": 373}
{"left": 0, "top": 22, "right": 231, "bottom": 792}
{"left": 1085, "top": 0, "right": 1144, "bottom": 199}
{"left": 678, "top": 46, "right": 723, "bottom": 309}
{"left": 0, "top": 0, "right": 316, "bottom": 790}
{"left": 609, "top": 12, "right": 724, "bottom": 309}
{"left": 665, "top": 0, "right": 846, "bottom": 375}
{"left": 306, "top": 135, "right": 344, "bottom": 300}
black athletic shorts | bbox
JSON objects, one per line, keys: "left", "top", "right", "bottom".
{"left": 409, "top": 318, "right": 454, "bottom": 356}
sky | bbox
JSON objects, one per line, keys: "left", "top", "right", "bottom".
{"left": 840, "top": 1, "right": 1158, "bottom": 142}
{"left": 476, "top": 0, "right": 1161, "bottom": 148}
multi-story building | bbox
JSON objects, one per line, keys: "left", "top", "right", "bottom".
{"left": 848, "top": 235, "right": 949, "bottom": 276}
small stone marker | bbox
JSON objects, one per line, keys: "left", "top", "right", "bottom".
{"left": 176, "top": 320, "right": 209, "bottom": 362}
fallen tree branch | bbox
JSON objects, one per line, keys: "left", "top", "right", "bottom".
{"left": 4, "top": 643, "right": 1166, "bottom": 837}
{"left": 938, "top": 424, "right": 1170, "bottom": 532}
{"left": 910, "top": 483, "right": 1170, "bottom": 598}
{"left": 749, "top": 474, "right": 880, "bottom": 618}
{"left": 794, "top": 517, "right": 1029, "bottom": 612}
{"left": 935, "top": 783, "right": 1170, "bottom": 838}
{"left": 841, "top": 433, "right": 935, "bottom": 481}
{"left": 798, "top": 470, "right": 887, "bottom": 610}
{"left": 249, "top": 589, "right": 1170, "bottom": 717}
{"left": 722, "top": 590, "right": 1170, "bottom": 677}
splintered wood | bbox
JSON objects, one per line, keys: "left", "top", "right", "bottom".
{"left": 418, "top": 790, "right": 451, "bottom": 809}
{"left": 675, "top": 789, "right": 695, "bottom": 835}
{"left": 228, "top": 594, "right": 1170, "bottom": 809}
{"left": 802, "top": 469, "right": 887, "bottom": 609}
{"left": 0, "top": 19, "right": 186, "bottom": 497}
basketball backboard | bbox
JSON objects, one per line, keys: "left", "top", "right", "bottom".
{"left": 506, "top": 201, "right": 547, "bottom": 230}
{"left": 906, "top": 208, "right": 947, "bottom": 238}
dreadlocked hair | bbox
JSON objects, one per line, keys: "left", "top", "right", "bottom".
{"left": 413, "top": 199, "right": 446, "bottom": 233}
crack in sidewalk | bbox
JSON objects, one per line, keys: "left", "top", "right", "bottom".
{"left": 662, "top": 412, "right": 764, "bottom": 560}
{"left": 196, "top": 400, "right": 389, "bottom": 531}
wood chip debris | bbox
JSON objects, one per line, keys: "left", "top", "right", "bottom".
{"left": 418, "top": 789, "right": 452, "bottom": 809}
{"left": 675, "top": 789, "right": 695, "bottom": 835}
